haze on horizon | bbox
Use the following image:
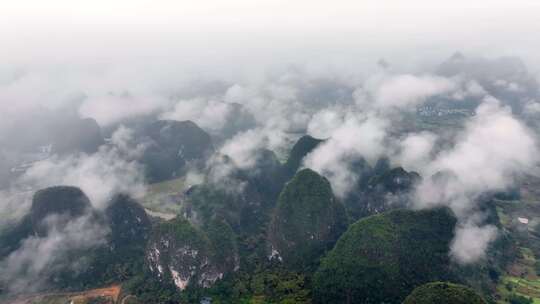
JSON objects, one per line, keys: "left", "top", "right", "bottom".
{"left": 2, "top": 0, "right": 540, "bottom": 72}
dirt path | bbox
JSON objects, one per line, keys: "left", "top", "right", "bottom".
{"left": 72, "top": 284, "right": 121, "bottom": 302}
{"left": 4, "top": 284, "right": 122, "bottom": 304}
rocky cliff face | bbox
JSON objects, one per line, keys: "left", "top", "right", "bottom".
{"left": 146, "top": 217, "right": 237, "bottom": 290}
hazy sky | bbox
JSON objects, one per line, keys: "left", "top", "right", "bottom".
{"left": 2, "top": 0, "right": 540, "bottom": 73}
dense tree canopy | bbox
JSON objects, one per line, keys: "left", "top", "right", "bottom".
{"left": 313, "top": 207, "right": 457, "bottom": 304}
{"left": 402, "top": 282, "right": 487, "bottom": 304}
{"left": 269, "top": 168, "right": 348, "bottom": 271}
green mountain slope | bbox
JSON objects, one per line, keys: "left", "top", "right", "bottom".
{"left": 269, "top": 168, "right": 348, "bottom": 271}
{"left": 403, "top": 282, "right": 487, "bottom": 304}
{"left": 313, "top": 207, "right": 457, "bottom": 304}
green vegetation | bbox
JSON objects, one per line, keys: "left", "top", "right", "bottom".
{"left": 1, "top": 186, "right": 93, "bottom": 258}
{"left": 186, "top": 184, "right": 258, "bottom": 232}
{"left": 204, "top": 218, "right": 239, "bottom": 271}
{"left": 146, "top": 177, "right": 187, "bottom": 197}
{"left": 140, "top": 176, "right": 186, "bottom": 215}
{"left": 185, "top": 179, "right": 276, "bottom": 238}
{"left": 81, "top": 195, "right": 151, "bottom": 285}
{"left": 498, "top": 275, "right": 540, "bottom": 304}
{"left": 492, "top": 192, "right": 540, "bottom": 303}
{"left": 106, "top": 194, "right": 151, "bottom": 248}
{"left": 9, "top": 128, "right": 540, "bottom": 303}
{"left": 508, "top": 294, "right": 534, "bottom": 304}
{"left": 313, "top": 207, "right": 457, "bottom": 304}
{"left": 344, "top": 165, "right": 420, "bottom": 221}
{"left": 367, "top": 167, "right": 421, "bottom": 193}
{"left": 0, "top": 188, "right": 157, "bottom": 294}
{"left": 151, "top": 217, "right": 211, "bottom": 253}
{"left": 403, "top": 282, "right": 486, "bottom": 304}
{"left": 283, "top": 135, "right": 323, "bottom": 177}
{"left": 453, "top": 200, "right": 516, "bottom": 302}
{"left": 0, "top": 216, "right": 33, "bottom": 258}
{"left": 269, "top": 168, "right": 348, "bottom": 271}
{"left": 123, "top": 274, "right": 183, "bottom": 304}
{"left": 240, "top": 149, "right": 287, "bottom": 203}
{"left": 145, "top": 216, "right": 240, "bottom": 293}
{"left": 31, "top": 185, "right": 92, "bottom": 235}
{"left": 198, "top": 267, "right": 311, "bottom": 304}
{"left": 140, "top": 120, "right": 213, "bottom": 182}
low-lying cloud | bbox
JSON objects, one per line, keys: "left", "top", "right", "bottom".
{"left": 415, "top": 97, "right": 538, "bottom": 214}
{"left": 1, "top": 52, "right": 540, "bottom": 272}
{"left": 355, "top": 74, "right": 457, "bottom": 110}
{"left": 0, "top": 213, "right": 109, "bottom": 294}
{"left": 412, "top": 97, "right": 539, "bottom": 263}
{"left": 304, "top": 113, "right": 388, "bottom": 197}
{"left": 20, "top": 146, "right": 146, "bottom": 210}
{"left": 451, "top": 222, "right": 498, "bottom": 264}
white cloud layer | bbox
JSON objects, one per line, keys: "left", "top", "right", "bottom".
{"left": 416, "top": 97, "right": 538, "bottom": 213}
{"left": 395, "top": 132, "right": 436, "bottom": 172}
{"left": 20, "top": 146, "right": 146, "bottom": 210}
{"left": 451, "top": 223, "right": 498, "bottom": 264}
{"left": 355, "top": 74, "right": 457, "bottom": 110}
{"left": 0, "top": 213, "right": 109, "bottom": 293}
{"left": 304, "top": 113, "right": 388, "bottom": 197}
{"left": 413, "top": 97, "right": 538, "bottom": 264}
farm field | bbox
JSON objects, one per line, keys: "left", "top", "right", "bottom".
{"left": 139, "top": 177, "right": 187, "bottom": 217}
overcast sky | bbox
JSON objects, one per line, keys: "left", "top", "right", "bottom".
{"left": 2, "top": 0, "right": 540, "bottom": 74}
